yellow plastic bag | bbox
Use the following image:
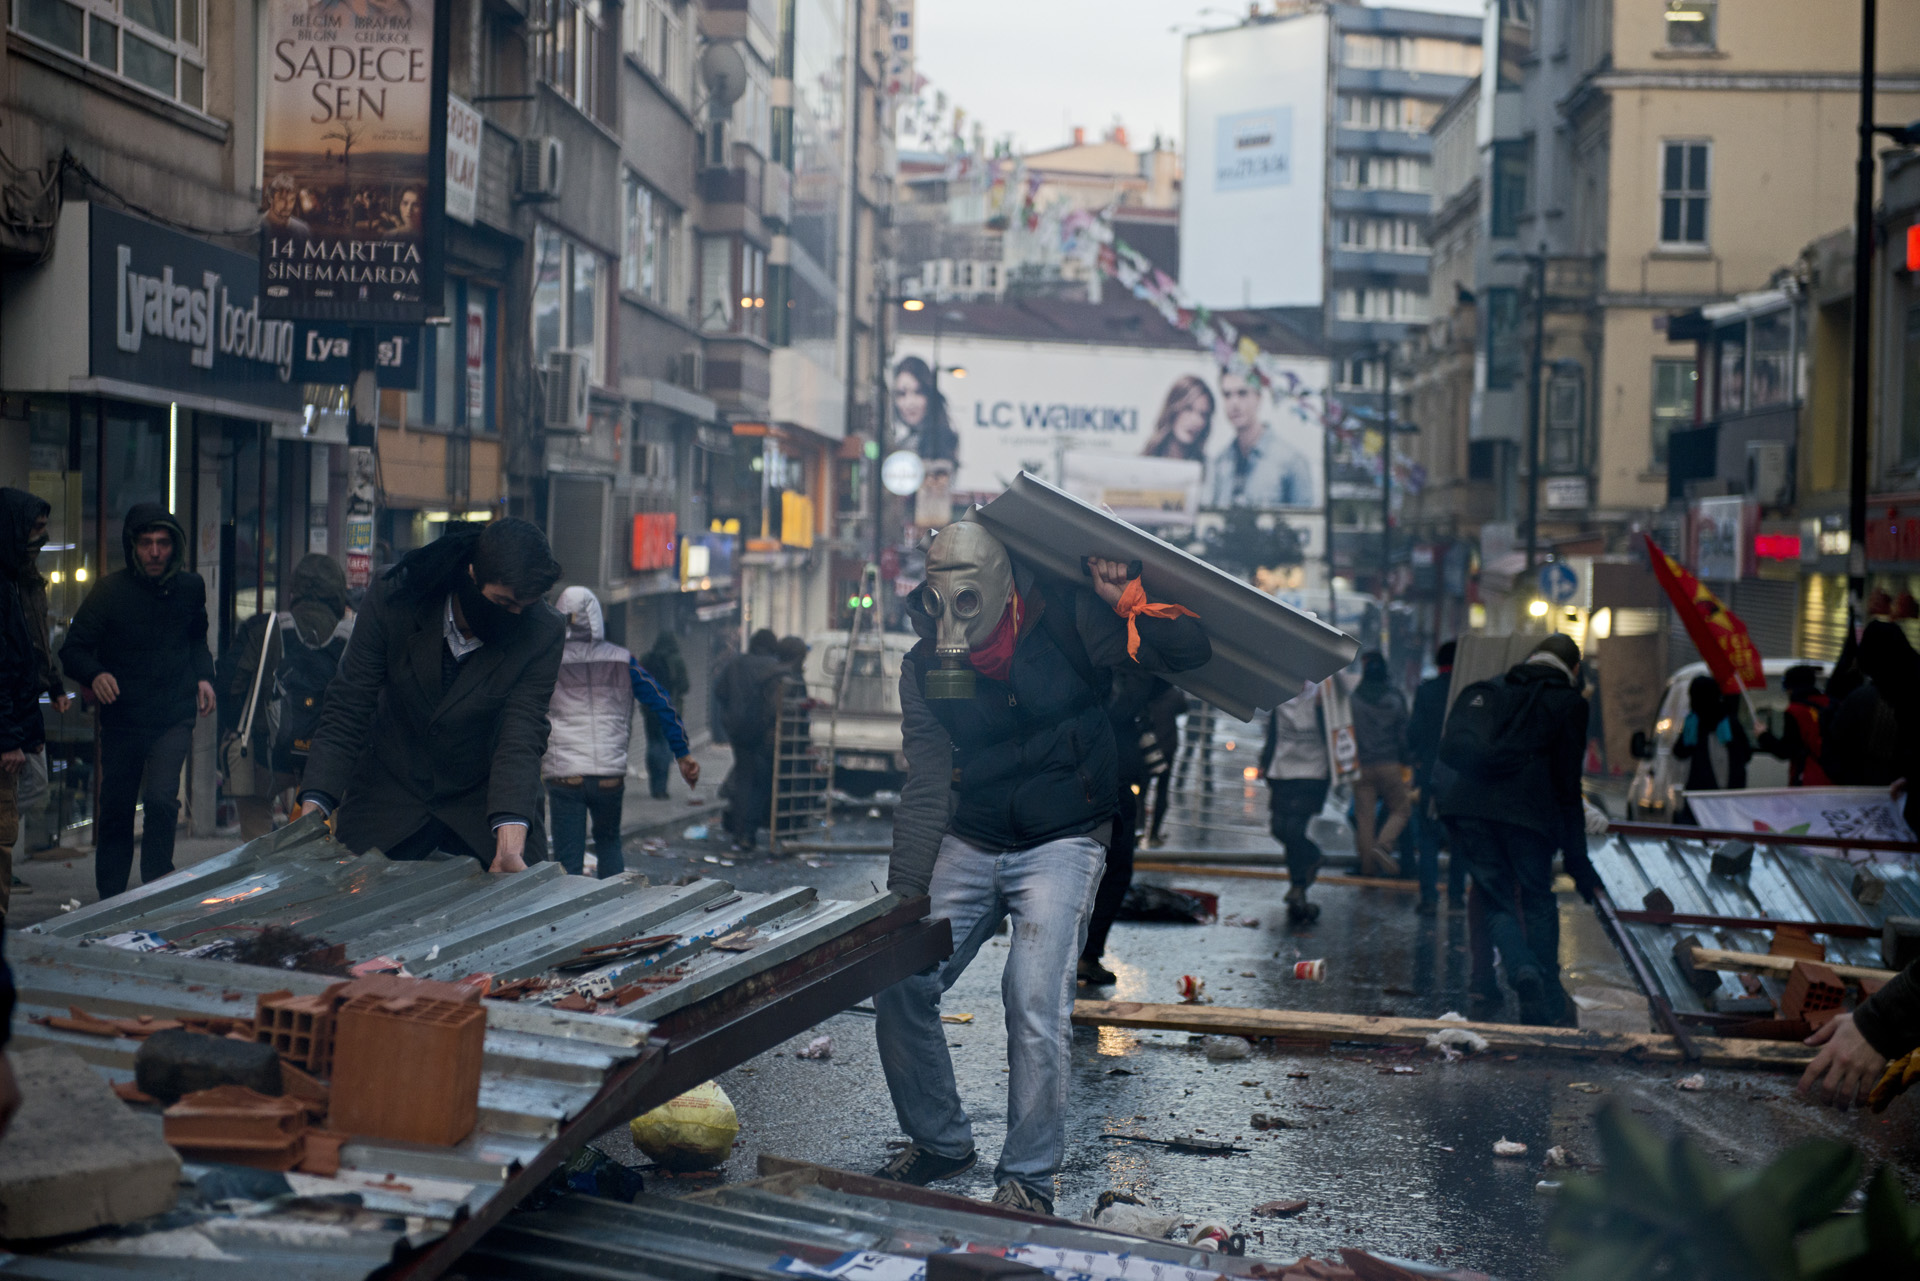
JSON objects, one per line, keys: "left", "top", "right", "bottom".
{"left": 628, "top": 1081, "right": 739, "bottom": 1171}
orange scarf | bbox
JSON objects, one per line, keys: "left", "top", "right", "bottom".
{"left": 967, "top": 590, "right": 1023, "bottom": 681}
{"left": 1114, "top": 578, "right": 1198, "bottom": 661}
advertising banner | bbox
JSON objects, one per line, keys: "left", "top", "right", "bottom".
{"left": 260, "top": 0, "right": 449, "bottom": 322}
{"left": 445, "top": 93, "right": 481, "bottom": 226}
{"left": 890, "top": 334, "right": 1325, "bottom": 515}
{"left": 1682, "top": 787, "right": 1916, "bottom": 863}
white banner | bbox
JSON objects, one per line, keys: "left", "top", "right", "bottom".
{"left": 446, "top": 94, "right": 482, "bottom": 226}
{"left": 1682, "top": 786, "right": 1916, "bottom": 864}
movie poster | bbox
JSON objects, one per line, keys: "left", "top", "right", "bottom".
{"left": 260, "top": 0, "right": 448, "bottom": 323}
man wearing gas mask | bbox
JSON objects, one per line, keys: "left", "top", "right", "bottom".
{"left": 874, "top": 518, "right": 1210, "bottom": 1215}
{"left": 297, "top": 519, "right": 565, "bottom": 872}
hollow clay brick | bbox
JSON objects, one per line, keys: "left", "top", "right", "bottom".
{"left": 1782, "top": 960, "right": 1846, "bottom": 1029}
{"left": 329, "top": 992, "right": 486, "bottom": 1146}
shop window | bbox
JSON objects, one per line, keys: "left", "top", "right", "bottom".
{"left": 1660, "top": 140, "right": 1710, "bottom": 249}
{"left": 15, "top": 0, "right": 206, "bottom": 109}
{"left": 1490, "top": 141, "right": 1529, "bottom": 239}
{"left": 1543, "top": 366, "right": 1584, "bottom": 473}
{"left": 622, "top": 171, "right": 686, "bottom": 314}
{"left": 698, "top": 234, "right": 766, "bottom": 338}
{"left": 1663, "top": 1, "right": 1715, "bottom": 50}
{"left": 1902, "top": 304, "right": 1920, "bottom": 464}
{"left": 407, "top": 278, "right": 497, "bottom": 432}
{"left": 534, "top": 224, "right": 605, "bottom": 383}
{"left": 1651, "top": 357, "right": 1697, "bottom": 467}
{"left": 1749, "top": 309, "right": 1794, "bottom": 409}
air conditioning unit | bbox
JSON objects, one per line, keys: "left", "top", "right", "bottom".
{"left": 671, "top": 348, "right": 704, "bottom": 390}
{"left": 517, "top": 136, "right": 563, "bottom": 201}
{"left": 542, "top": 350, "right": 590, "bottom": 432}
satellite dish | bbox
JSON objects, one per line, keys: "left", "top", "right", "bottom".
{"left": 700, "top": 42, "right": 749, "bottom": 116}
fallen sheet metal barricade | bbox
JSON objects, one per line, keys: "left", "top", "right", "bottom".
{"left": 5, "top": 814, "right": 948, "bottom": 1280}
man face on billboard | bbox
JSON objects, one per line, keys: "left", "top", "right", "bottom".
{"left": 1220, "top": 371, "right": 1263, "bottom": 447}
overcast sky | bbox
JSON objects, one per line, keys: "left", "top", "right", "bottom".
{"left": 910, "top": 0, "right": 1485, "bottom": 156}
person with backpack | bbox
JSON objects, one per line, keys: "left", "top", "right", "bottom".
{"left": 1080, "top": 670, "right": 1175, "bottom": 986}
{"left": 713, "top": 629, "right": 785, "bottom": 853}
{"left": 217, "top": 554, "right": 352, "bottom": 839}
{"left": 637, "top": 633, "right": 691, "bottom": 800}
{"left": 1757, "top": 665, "right": 1830, "bottom": 787}
{"left": 1350, "top": 651, "right": 1411, "bottom": 879}
{"left": 1672, "top": 675, "right": 1753, "bottom": 818}
{"left": 873, "top": 520, "right": 1209, "bottom": 1217}
{"left": 1437, "top": 633, "right": 1598, "bottom": 1026}
{"left": 542, "top": 587, "right": 698, "bottom": 877}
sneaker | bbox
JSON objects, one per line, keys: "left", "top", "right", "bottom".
{"left": 1146, "top": 834, "right": 1166, "bottom": 849}
{"left": 873, "top": 1144, "right": 976, "bottom": 1185}
{"left": 1078, "top": 957, "right": 1117, "bottom": 986}
{"left": 990, "top": 1179, "right": 1054, "bottom": 1217}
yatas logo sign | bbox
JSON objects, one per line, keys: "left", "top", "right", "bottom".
{"left": 114, "top": 244, "right": 296, "bottom": 381}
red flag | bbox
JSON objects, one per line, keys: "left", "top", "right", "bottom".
{"left": 1643, "top": 533, "right": 1763, "bottom": 694}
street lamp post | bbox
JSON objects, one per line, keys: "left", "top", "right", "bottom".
{"left": 1852, "top": 0, "right": 1878, "bottom": 617}
{"left": 1380, "top": 341, "right": 1393, "bottom": 599}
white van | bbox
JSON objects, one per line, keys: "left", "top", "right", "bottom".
{"left": 1624, "top": 657, "right": 1832, "bottom": 820}
{"left": 799, "top": 629, "right": 919, "bottom": 796}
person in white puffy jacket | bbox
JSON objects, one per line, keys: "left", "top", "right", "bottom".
{"left": 543, "top": 586, "right": 698, "bottom": 875}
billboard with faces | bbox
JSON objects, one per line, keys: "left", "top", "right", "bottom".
{"left": 889, "top": 334, "right": 1327, "bottom": 522}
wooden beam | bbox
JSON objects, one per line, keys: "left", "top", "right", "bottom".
{"left": 1072, "top": 1000, "right": 1818, "bottom": 1072}
{"left": 1689, "top": 946, "right": 1896, "bottom": 985}
{"left": 1607, "top": 822, "right": 1920, "bottom": 855}
{"left": 1131, "top": 862, "right": 1420, "bottom": 892}
{"left": 1615, "top": 909, "right": 1878, "bottom": 939}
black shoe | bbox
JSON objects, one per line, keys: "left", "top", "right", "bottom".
{"left": 1287, "top": 899, "right": 1310, "bottom": 923}
{"left": 874, "top": 1144, "right": 977, "bottom": 1185}
{"left": 1415, "top": 896, "right": 1439, "bottom": 917}
{"left": 1446, "top": 894, "right": 1468, "bottom": 913}
{"left": 991, "top": 1179, "right": 1054, "bottom": 1217}
{"left": 1511, "top": 969, "right": 1550, "bottom": 1025}
{"left": 1078, "top": 957, "right": 1117, "bottom": 986}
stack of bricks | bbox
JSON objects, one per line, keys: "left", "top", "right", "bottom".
{"left": 1782, "top": 960, "right": 1847, "bottom": 1030}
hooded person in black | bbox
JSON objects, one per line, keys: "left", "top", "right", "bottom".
{"left": 60, "top": 503, "right": 216, "bottom": 899}
{"left": 0, "top": 487, "right": 62, "bottom": 917}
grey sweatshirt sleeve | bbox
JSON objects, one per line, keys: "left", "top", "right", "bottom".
{"left": 888, "top": 659, "right": 955, "bottom": 898}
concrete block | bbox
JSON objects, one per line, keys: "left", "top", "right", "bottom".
{"left": 1709, "top": 840, "right": 1754, "bottom": 877}
{"left": 1671, "top": 934, "right": 1722, "bottom": 999}
{"left": 1641, "top": 888, "right": 1675, "bottom": 915}
{"left": 1852, "top": 868, "right": 1887, "bottom": 908}
{"left": 0, "top": 1048, "right": 181, "bottom": 1239}
{"left": 134, "top": 1028, "right": 282, "bottom": 1104}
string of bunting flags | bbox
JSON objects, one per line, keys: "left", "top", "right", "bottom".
{"left": 1058, "top": 206, "right": 1426, "bottom": 499}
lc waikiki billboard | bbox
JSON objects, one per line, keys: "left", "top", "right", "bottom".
{"left": 1178, "top": 12, "right": 1329, "bottom": 311}
{"left": 889, "top": 334, "right": 1329, "bottom": 525}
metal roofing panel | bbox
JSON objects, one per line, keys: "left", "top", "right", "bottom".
{"left": 972, "top": 472, "right": 1360, "bottom": 718}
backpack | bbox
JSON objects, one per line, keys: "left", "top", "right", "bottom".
{"left": 1438, "top": 674, "right": 1548, "bottom": 782}
{"left": 268, "top": 615, "right": 347, "bottom": 773}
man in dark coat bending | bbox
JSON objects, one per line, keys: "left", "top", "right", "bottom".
{"left": 297, "top": 519, "right": 564, "bottom": 872}
{"left": 872, "top": 518, "right": 1210, "bottom": 1216}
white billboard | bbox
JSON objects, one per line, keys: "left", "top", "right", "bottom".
{"left": 1179, "top": 14, "right": 1329, "bottom": 310}
{"left": 889, "top": 334, "right": 1329, "bottom": 515}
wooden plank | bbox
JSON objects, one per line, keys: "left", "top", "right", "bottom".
{"left": 1690, "top": 946, "right": 1896, "bottom": 985}
{"left": 1607, "top": 821, "right": 1920, "bottom": 855}
{"left": 1071, "top": 999, "right": 1818, "bottom": 1072}
{"left": 1131, "top": 862, "right": 1420, "bottom": 892}
{"left": 1617, "top": 909, "right": 1878, "bottom": 940}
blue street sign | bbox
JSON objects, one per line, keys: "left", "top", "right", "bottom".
{"left": 1538, "top": 561, "right": 1579, "bottom": 604}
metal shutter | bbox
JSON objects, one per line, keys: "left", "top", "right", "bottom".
{"left": 1796, "top": 573, "right": 1848, "bottom": 662}
{"left": 1729, "top": 579, "right": 1798, "bottom": 663}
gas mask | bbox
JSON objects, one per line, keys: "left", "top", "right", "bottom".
{"left": 920, "top": 521, "right": 1013, "bottom": 699}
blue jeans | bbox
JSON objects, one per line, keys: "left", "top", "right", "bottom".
{"left": 643, "top": 721, "right": 672, "bottom": 799}
{"left": 874, "top": 832, "right": 1105, "bottom": 1197}
{"left": 1449, "top": 815, "right": 1564, "bottom": 1021}
{"left": 548, "top": 777, "right": 625, "bottom": 876}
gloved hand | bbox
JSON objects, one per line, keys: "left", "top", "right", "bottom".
{"left": 1582, "top": 799, "right": 1611, "bottom": 835}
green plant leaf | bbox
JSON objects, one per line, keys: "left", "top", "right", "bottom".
{"left": 1556, "top": 1233, "right": 1671, "bottom": 1281}
{"left": 1752, "top": 1141, "right": 1862, "bottom": 1231}
{"left": 1797, "top": 1215, "right": 1868, "bottom": 1280}
{"left": 1861, "top": 1164, "right": 1920, "bottom": 1265}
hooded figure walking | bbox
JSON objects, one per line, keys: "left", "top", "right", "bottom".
{"left": 296, "top": 519, "right": 564, "bottom": 871}
{"left": 60, "top": 504, "right": 216, "bottom": 899}
{"left": 872, "top": 519, "right": 1210, "bottom": 1216}
{"left": 0, "top": 489, "right": 65, "bottom": 915}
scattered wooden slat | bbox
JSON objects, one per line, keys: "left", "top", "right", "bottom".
{"left": 1071, "top": 1000, "right": 1817, "bottom": 1072}
{"left": 1690, "top": 946, "right": 1896, "bottom": 985}
{"left": 1130, "top": 862, "right": 1420, "bottom": 892}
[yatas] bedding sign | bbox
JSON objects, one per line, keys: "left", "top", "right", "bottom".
{"left": 260, "top": 0, "right": 450, "bottom": 323}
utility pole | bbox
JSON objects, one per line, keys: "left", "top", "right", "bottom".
{"left": 1850, "top": 0, "right": 1877, "bottom": 616}
{"left": 1524, "top": 248, "right": 1547, "bottom": 572}
{"left": 1380, "top": 342, "right": 1393, "bottom": 600}
{"left": 872, "top": 285, "right": 889, "bottom": 566}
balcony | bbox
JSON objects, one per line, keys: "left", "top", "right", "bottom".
{"left": 1334, "top": 66, "right": 1473, "bottom": 100}
{"left": 1330, "top": 187, "right": 1433, "bottom": 217}
{"left": 1334, "top": 127, "right": 1433, "bottom": 157}
{"left": 1330, "top": 248, "right": 1431, "bottom": 279}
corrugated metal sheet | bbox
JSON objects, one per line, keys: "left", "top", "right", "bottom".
{"left": 973, "top": 473, "right": 1360, "bottom": 719}
{"left": 1589, "top": 830, "right": 1920, "bottom": 1017}
{"left": 4, "top": 815, "right": 905, "bottom": 1279}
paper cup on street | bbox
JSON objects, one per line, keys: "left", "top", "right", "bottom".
{"left": 1293, "top": 959, "right": 1326, "bottom": 981}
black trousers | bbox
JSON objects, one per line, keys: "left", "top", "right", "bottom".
{"left": 1268, "top": 777, "right": 1330, "bottom": 891}
{"left": 1082, "top": 787, "right": 1138, "bottom": 963}
{"left": 95, "top": 718, "right": 195, "bottom": 900}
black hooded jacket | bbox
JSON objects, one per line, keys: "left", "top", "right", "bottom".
{"left": 60, "top": 503, "right": 215, "bottom": 732}
{"left": 0, "top": 488, "right": 49, "bottom": 753}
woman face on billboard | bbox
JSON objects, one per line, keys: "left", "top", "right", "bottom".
{"left": 893, "top": 367, "right": 928, "bottom": 430}
{"left": 1143, "top": 374, "right": 1215, "bottom": 461}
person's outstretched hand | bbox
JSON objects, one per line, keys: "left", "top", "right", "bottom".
{"left": 1087, "top": 556, "right": 1131, "bottom": 609}
{"left": 196, "top": 680, "right": 216, "bottom": 717}
{"left": 1798, "top": 1013, "right": 1888, "bottom": 1110}
{"left": 678, "top": 756, "right": 701, "bottom": 789}
{"left": 90, "top": 672, "right": 120, "bottom": 705}
{"left": 491, "top": 823, "right": 528, "bottom": 875}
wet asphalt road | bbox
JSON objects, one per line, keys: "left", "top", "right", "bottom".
{"left": 590, "top": 814, "right": 1920, "bottom": 1281}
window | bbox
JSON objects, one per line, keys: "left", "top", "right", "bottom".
{"left": 1338, "top": 95, "right": 1440, "bottom": 135}
{"left": 1337, "top": 217, "right": 1427, "bottom": 254}
{"left": 1497, "top": 0, "right": 1533, "bottom": 88}
{"left": 1544, "top": 366, "right": 1584, "bottom": 473}
{"left": 626, "top": 0, "right": 690, "bottom": 102}
{"left": 698, "top": 234, "right": 766, "bottom": 338}
{"left": 1749, "top": 310, "right": 1794, "bottom": 409}
{"left": 1713, "top": 324, "right": 1745, "bottom": 416}
{"left": 405, "top": 279, "right": 498, "bottom": 433}
{"left": 1335, "top": 154, "right": 1431, "bottom": 193}
{"left": 535, "top": 0, "right": 610, "bottom": 122}
{"left": 1335, "top": 287, "right": 1430, "bottom": 322}
{"left": 1651, "top": 357, "right": 1698, "bottom": 467}
{"left": 1663, "top": 1, "right": 1716, "bottom": 50}
{"left": 1342, "top": 33, "right": 1481, "bottom": 77}
{"left": 1485, "top": 288, "right": 1523, "bottom": 390}
{"left": 622, "top": 171, "right": 685, "bottom": 313}
{"left": 533, "top": 224, "right": 605, "bottom": 382}
{"left": 1660, "top": 141, "right": 1710, "bottom": 248}
{"left": 1490, "top": 141, "right": 1529, "bottom": 238}
{"left": 1902, "top": 306, "right": 1920, "bottom": 464}
{"left": 14, "top": 0, "right": 205, "bottom": 108}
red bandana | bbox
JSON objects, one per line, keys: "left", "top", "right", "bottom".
{"left": 967, "top": 590, "right": 1023, "bottom": 682}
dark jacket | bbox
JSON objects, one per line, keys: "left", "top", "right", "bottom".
{"left": 59, "top": 504, "right": 214, "bottom": 732}
{"left": 1437, "top": 657, "right": 1594, "bottom": 894}
{"left": 0, "top": 489, "right": 49, "bottom": 754}
{"left": 638, "top": 635, "right": 690, "bottom": 739}
{"left": 216, "top": 554, "right": 350, "bottom": 752}
{"left": 1673, "top": 712, "right": 1752, "bottom": 792}
{"left": 713, "top": 651, "right": 785, "bottom": 748}
{"left": 888, "top": 563, "right": 1210, "bottom": 897}
{"left": 1853, "top": 957, "right": 1920, "bottom": 1062}
{"left": 1405, "top": 670, "right": 1452, "bottom": 790}
{"left": 1350, "top": 680, "right": 1408, "bottom": 767}
{"left": 300, "top": 531, "right": 565, "bottom": 862}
